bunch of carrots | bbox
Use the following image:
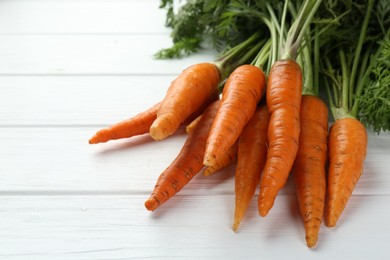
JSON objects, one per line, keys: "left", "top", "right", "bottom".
{"left": 89, "top": 0, "right": 389, "bottom": 248}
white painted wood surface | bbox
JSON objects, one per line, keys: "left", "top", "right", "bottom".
{"left": 1, "top": 1, "right": 389, "bottom": 259}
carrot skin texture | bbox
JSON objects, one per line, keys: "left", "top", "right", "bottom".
{"left": 150, "top": 63, "right": 220, "bottom": 141}
{"left": 325, "top": 117, "right": 367, "bottom": 227}
{"left": 203, "top": 141, "right": 238, "bottom": 176}
{"left": 89, "top": 102, "right": 160, "bottom": 144}
{"left": 292, "top": 95, "right": 328, "bottom": 248}
{"left": 204, "top": 64, "right": 266, "bottom": 167}
{"left": 259, "top": 59, "right": 302, "bottom": 217}
{"left": 145, "top": 101, "right": 220, "bottom": 211}
{"left": 234, "top": 104, "right": 269, "bottom": 231}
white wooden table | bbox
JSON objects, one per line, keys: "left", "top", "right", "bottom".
{"left": 1, "top": 1, "right": 389, "bottom": 259}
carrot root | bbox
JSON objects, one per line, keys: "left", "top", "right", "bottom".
{"left": 325, "top": 117, "right": 367, "bottom": 227}
{"left": 145, "top": 101, "right": 220, "bottom": 211}
{"left": 292, "top": 95, "right": 328, "bottom": 248}
{"left": 204, "top": 64, "right": 266, "bottom": 167}
{"left": 233, "top": 104, "right": 269, "bottom": 231}
{"left": 88, "top": 102, "right": 160, "bottom": 144}
{"left": 150, "top": 63, "right": 220, "bottom": 141}
{"left": 258, "top": 59, "right": 302, "bottom": 217}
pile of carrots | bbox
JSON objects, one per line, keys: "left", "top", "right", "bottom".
{"left": 88, "top": 0, "right": 389, "bottom": 248}
{"left": 89, "top": 60, "right": 363, "bottom": 248}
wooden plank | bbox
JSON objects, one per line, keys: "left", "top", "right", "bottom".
{"left": 0, "top": 0, "right": 169, "bottom": 34}
{"left": 0, "top": 127, "right": 389, "bottom": 195}
{"left": 0, "top": 35, "right": 217, "bottom": 75}
{"left": 0, "top": 76, "right": 173, "bottom": 125}
{"left": 0, "top": 195, "right": 389, "bottom": 259}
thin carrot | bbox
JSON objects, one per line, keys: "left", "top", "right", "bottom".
{"left": 145, "top": 100, "right": 220, "bottom": 211}
{"left": 89, "top": 102, "right": 160, "bottom": 144}
{"left": 203, "top": 64, "right": 266, "bottom": 167}
{"left": 325, "top": 118, "right": 367, "bottom": 227}
{"left": 233, "top": 104, "right": 269, "bottom": 231}
{"left": 292, "top": 95, "right": 328, "bottom": 248}
{"left": 258, "top": 59, "right": 302, "bottom": 217}
{"left": 203, "top": 141, "right": 238, "bottom": 176}
{"left": 186, "top": 114, "right": 203, "bottom": 134}
{"left": 149, "top": 63, "right": 220, "bottom": 141}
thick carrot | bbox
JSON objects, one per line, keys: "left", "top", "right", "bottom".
{"left": 325, "top": 117, "right": 367, "bottom": 227}
{"left": 149, "top": 63, "right": 220, "bottom": 141}
{"left": 233, "top": 104, "right": 269, "bottom": 231}
{"left": 89, "top": 102, "right": 160, "bottom": 144}
{"left": 203, "top": 141, "right": 238, "bottom": 176}
{"left": 258, "top": 59, "right": 302, "bottom": 217}
{"left": 292, "top": 95, "right": 328, "bottom": 248}
{"left": 145, "top": 100, "right": 220, "bottom": 211}
{"left": 203, "top": 64, "right": 266, "bottom": 167}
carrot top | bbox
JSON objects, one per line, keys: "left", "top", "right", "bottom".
{"left": 323, "top": 0, "right": 389, "bottom": 129}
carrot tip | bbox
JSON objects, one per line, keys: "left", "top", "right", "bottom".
{"left": 258, "top": 204, "right": 270, "bottom": 217}
{"left": 306, "top": 236, "right": 318, "bottom": 248}
{"left": 149, "top": 126, "right": 165, "bottom": 141}
{"left": 203, "top": 167, "right": 213, "bottom": 176}
{"left": 88, "top": 135, "right": 99, "bottom": 144}
{"left": 232, "top": 222, "right": 240, "bottom": 232}
{"left": 144, "top": 198, "right": 158, "bottom": 211}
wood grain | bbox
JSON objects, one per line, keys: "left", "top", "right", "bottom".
{"left": 1, "top": 0, "right": 389, "bottom": 258}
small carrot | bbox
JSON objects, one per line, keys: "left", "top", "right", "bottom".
{"left": 325, "top": 117, "right": 367, "bottom": 227}
{"left": 145, "top": 100, "right": 220, "bottom": 211}
{"left": 203, "top": 141, "right": 238, "bottom": 176}
{"left": 203, "top": 64, "right": 266, "bottom": 167}
{"left": 89, "top": 102, "right": 160, "bottom": 144}
{"left": 234, "top": 104, "right": 269, "bottom": 231}
{"left": 292, "top": 95, "right": 328, "bottom": 248}
{"left": 258, "top": 59, "right": 302, "bottom": 217}
{"left": 149, "top": 63, "right": 220, "bottom": 141}
{"left": 186, "top": 114, "right": 203, "bottom": 134}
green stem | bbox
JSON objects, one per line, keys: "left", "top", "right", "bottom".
{"left": 313, "top": 26, "right": 320, "bottom": 94}
{"left": 253, "top": 39, "right": 271, "bottom": 69}
{"left": 266, "top": 3, "right": 282, "bottom": 36}
{"left": 339, "top": 49, "right": 350, "bottom": 110}
{"left": 279, "top": 0, "right": 289, "bottom": 61}
{"left": 324, "top": 57, "right": 340, "bottom": 108}
{"left": 349, "top": 0, "right": 374, "bottom": 108}
{"left": 214, "top": 32, "right": 260, "bottom": 72}
{"left": 301, "top": 37, "right": 314, "bottom": 96}
{"left": 263, "top": 17, "right": 278, "bottom": 72}
{"left": 237, "top": 40, "right": 265, "bottom": 67}
{"left": 283, "top": 0, "right": 322, "bottom": 60}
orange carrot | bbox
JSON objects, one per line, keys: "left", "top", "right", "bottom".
{"left": 186, "top": 114, "right": 203, "bottom": 134}
{"left": 145, "top": 100, "right": 220, "bottom": 211}
{"left": 203, "top": 64, "right": 266, "bottom": 167}
{"left": 258, "top": 59, "right": 302, "bottom": 217}
{"left": 89, "top": 102, "right": 160, "bottom": 144}
{"left": 203, "top": 141, "right": 238, "bottom": 176}
{"left": 233, "top": 104, "right": 269, "bottom": 231}
{"left": 149, "top": 63, "right": 220, "bottom": 141}
{"left": 325, "top": 117, "right": 367, "bottom": 227}
{"left": 292, "top": 95, "right": 328, "bottom": 248}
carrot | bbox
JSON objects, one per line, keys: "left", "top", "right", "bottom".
{"left": 325, "top": 117, "right": 367, "bottom": 227}
{"left": 292, "top": 95, "right": 328, "bottom": 248}
{"left": 149, "top": 63, "right": 220, "bottom": 141}
{"left": 233, "top": 104, "right": 269, "bottom": 231}
{"left": 258, "top": 59, "right": 302, "bottom": 217}
{"left": 88, "top": 102, "right": 160, "bottom": 144}
{"left": 145, "top": 100, "right": 220, "bottom": 211}
{"left": 186, "top": 114, "right": 203, "bottom": 134}
{"left": 203, "top": 64, "right": 266, "bottom": 167}
{"left": 203, "top": 141, "right": 238, "bottom": 176}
